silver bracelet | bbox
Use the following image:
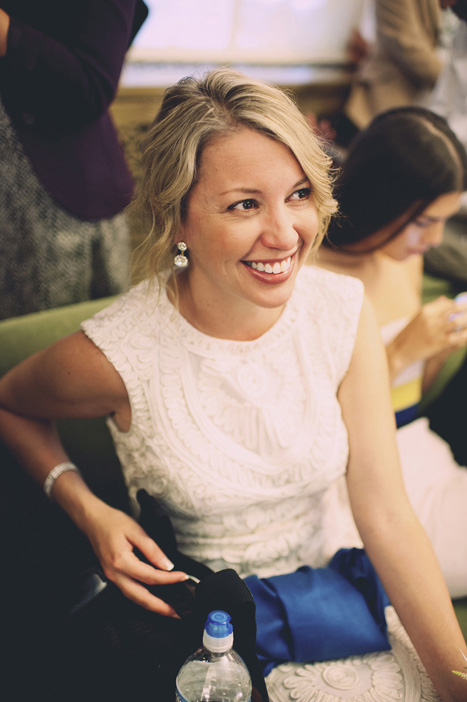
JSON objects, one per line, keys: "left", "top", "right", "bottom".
{"left": 43, "top": 461, "right": 80, "bottom": 499}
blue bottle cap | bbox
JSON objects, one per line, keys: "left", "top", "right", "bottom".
{"left": 204, "top": 610, "right": 233, "bottom": 638}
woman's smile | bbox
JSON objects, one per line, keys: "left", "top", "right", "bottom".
{"left": 242, "top": 254, "right": 296, "bottom": 285}
{"left": 177, "top": 128, "right": 319, "bottom": 338}
{"left": 243, "top": 255, "right": 293, "bottom": 274}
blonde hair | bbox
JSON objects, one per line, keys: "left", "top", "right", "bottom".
{"left": 131, "top": 67, "right": 337, "bottom": 286}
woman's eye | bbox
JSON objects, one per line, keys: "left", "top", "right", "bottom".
{"left": 228, "top": 199, "right": 257, "bottom": 211}
{"left": 289, "top": 187, "right": 311, "bottom": 201}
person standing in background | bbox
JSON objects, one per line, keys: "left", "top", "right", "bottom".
{"left": 423, "top": 0, "right": 467, "bottom": 287}
{"left": 343, "top": 0, "right": 444, "bottom": 135}
{"left": 0, "top": 0, "right": 148, "bottom": 320}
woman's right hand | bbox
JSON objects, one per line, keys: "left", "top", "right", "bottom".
{"left": 388, "top": 296, "right": 467, "bottom": 378}
{"left": 80, "top": 500, "right": 189, "bottom": 617}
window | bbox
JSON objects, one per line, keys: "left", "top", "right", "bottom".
{"left": 124, "top": 0, "right": 368, "bottom": 86}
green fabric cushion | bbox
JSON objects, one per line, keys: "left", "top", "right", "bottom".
{"left": 0, "top": 297, "right": 116, "bottom": 373}
{"left": 421, "top": 273, "right": 457, "bottom": 305}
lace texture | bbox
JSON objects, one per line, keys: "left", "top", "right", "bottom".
{"left": 82, "top": 266, "right": 363, "bottom": 577}
{"left": 82, "top": 266, "right": 440, "bottom": 699}
{"left": 265, "top": 608, "right": 440, "bottom": 702}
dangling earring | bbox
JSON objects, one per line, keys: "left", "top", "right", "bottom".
{"left": 174, "top": 241, "right": 189, "bottom": 268}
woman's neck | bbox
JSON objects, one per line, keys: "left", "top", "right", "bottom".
{"left": 168, "top": 272, "right": 286, "bottom": 341}
{"left": 315, "top": 245, "right": 378, "bottom": 274}
{"left": 315, "top": 246, "right": 420, "bottom": 326}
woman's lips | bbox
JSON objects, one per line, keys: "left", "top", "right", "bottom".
{"left": 243, "top": 255, "right": 292, "bottom": 274}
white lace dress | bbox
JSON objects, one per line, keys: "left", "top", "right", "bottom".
{"left": 82, "top": 265, "right": 439, "bottom": 702}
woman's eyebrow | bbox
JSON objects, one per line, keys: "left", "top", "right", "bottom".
{"left": 219, "top": 178, "right": 310, "bottom": 198}
{"left": 219, "top": 187, "right": 262, "bottom": 196}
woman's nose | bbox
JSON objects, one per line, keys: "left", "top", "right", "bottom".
{"left": 260, "top": 207, "right": 299, "bottom": 250}
{"left": 423, "top": 221, "right": 444, "bottom": 249}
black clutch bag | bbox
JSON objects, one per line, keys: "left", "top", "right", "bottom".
{"left": 47, "top": 490, "right": 268, "bottom": 702}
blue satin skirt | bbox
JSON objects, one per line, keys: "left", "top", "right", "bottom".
{"left": 244, "top": 548, "right": 390, "bottom": 675}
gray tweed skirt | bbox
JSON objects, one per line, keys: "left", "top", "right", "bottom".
{"left": 0, "top": 100, "right": 130, "bottom": 320}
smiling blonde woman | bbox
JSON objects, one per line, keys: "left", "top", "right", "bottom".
{"left": 0, "top": 70, "right": 466, "bottom": 701}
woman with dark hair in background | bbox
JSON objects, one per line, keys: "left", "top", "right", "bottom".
{"left": 318, "top": 105, "right": 467, "bottom": 598}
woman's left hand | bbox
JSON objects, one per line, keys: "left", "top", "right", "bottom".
{"left": 77, "top": 498, "right": 189, "bottom": 617}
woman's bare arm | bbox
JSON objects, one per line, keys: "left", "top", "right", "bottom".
{"left": 339, "top": 297, "right": 467, "bottom": 701}
{"left": 0, "top": 331, "right": 188, "bottom": 615}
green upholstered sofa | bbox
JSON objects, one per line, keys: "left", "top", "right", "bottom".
{"left": 0, "top": 289, "right": 466, "bottom": 645}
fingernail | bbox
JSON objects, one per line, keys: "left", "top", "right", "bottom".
{"left": 163, "top": 559, "right": 174, "bottom": 571}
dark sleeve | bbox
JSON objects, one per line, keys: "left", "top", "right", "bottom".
{"left": 1, "top": 0, "right": 147, "bottom": 130}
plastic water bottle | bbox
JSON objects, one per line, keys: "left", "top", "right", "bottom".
{"left": 175, "top": 610, "right": 252, "bottom": 702}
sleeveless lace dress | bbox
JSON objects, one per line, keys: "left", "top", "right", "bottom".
{"left": 82, "top": 266, "right": 440, "bottom": 702}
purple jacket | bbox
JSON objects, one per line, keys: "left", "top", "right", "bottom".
{"left": 0, "top": 0, "right": 148, "bottom": 220}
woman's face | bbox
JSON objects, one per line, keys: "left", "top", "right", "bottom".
{"left": 178, "top": 128, "right": 319, "bottom": 334}
{"left": 381, "top": 191, "right": 462, "bottom": 261}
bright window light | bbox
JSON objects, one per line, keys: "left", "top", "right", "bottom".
{"left": 129, "top": 0, "right": 367, "bottom": 64}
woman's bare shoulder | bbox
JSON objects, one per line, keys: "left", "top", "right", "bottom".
{"left": 0, "top": 330, "right": 129, "bottom": 420}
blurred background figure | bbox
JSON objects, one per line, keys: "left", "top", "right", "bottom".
{"left": 423, "top": 0, "right": 467, "bottom": 286}
{"left": 0, "top": 1, "right": 148, "bottom": 320}
{"left": 336, "top": 0, "right": 445, "bottom": 147}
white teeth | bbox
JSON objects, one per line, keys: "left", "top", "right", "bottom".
{"left": 246, "top": 256, "right": 292, "bottom": 274}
